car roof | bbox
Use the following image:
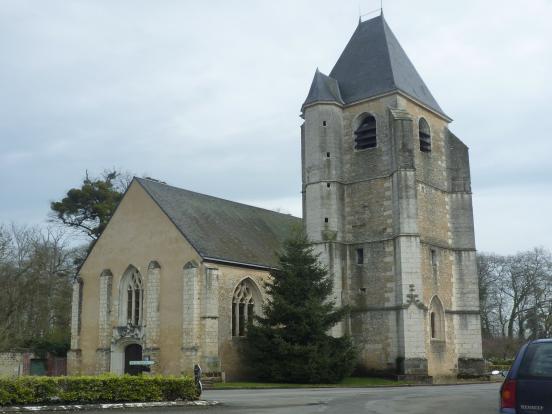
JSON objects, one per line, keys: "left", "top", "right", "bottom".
{"left": 530, "top": 338, "right": 552, "bottom": 344}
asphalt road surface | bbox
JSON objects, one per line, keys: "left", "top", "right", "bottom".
{"left": 73, "top": 383, "right": 501, "bottom": 414}
{"left": 200, "top": 384, "right": 501, "bottom": 413}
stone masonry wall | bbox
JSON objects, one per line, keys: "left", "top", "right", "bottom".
{"left": 0, "top": 352, "right": 24, "bottom": 377}
{"left": 216, "top": 264, "right": 271, "bottom": 381}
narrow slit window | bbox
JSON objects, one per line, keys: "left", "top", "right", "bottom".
{"left": 419, "top": 118, "right": 431, "bottom": 152}
{"left": 327, "top": 183, "right": 331, "bottom": 188}
{"left": 326, "top": 152, "right": 330, "bottom": 158}
{"left": 430, "top": 312, "right": 436, "bottom": 338}
{"left": 324, "top": 217, "right": 329, "bottom": 223}
{"left": 356, "top": 248, "right": 364, "bottom": 265}
{"left": 322, "top": 120, "right": 327, "bottom": 126}
{"left": 354, "top": 115, "right": 377, "bottom": 149}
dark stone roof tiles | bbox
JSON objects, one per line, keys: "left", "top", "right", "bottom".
{"left": 303, "top": 69, "right": 344, "bottom": 108}
{"left": 305, "top": 14, "right": 447, "bottom": 118}
{"left": 136, "top": 178, "right": 301, "bottom": 268}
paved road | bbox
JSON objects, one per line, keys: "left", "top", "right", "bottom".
{"left": 71, "top": 383, "right": 499, "bottom": 414}
{"left": 198, "top": 383, "right": 501, "bottom": 413}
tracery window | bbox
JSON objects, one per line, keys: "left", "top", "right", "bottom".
{"left": 121, "top": 267, "right": 143, "bottom": 325}
{"left": 419, "top": 118, "right": 431, "bottom": 152}
{"left": 354, "top": 115, "right": 377, "bottom": 150}
{"left": 232, "top": 280, "right": 255, "bottom": 337}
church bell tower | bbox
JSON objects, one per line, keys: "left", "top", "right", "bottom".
{"left": 301, "top": 14, "right": 484, "bottom": 379}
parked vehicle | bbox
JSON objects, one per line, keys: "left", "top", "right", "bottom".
{"left": 499, "top": 339, "right": 552, "bottom": 413}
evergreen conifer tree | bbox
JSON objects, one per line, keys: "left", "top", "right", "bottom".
{"left": 245, "top": 230, "right": 356, "bottom": 383}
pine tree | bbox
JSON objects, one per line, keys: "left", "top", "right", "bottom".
{"left": 245, "top": 230, "right": 356, "bottom": 383}
{"left": 50, "top": 170, "right": 130, "bottom": 240}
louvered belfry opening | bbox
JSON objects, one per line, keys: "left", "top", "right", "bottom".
{"left": 419, "top": 118, "right": 431, "bottom": 152}
{"left": 354, "top": 115, "right": 377, "bottom": 149}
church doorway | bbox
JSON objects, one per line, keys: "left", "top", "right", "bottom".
{"left": 124, "top": 344, "right": 143, "bottom": 375}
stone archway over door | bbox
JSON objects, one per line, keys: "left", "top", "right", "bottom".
{"left": 124, "top": 344, "right": 143, "bottom": 375}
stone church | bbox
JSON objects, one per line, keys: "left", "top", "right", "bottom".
{"left": 69, "top": 14, "right": 484, "bottom": 380}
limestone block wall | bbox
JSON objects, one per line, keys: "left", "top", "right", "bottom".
{"left": 143, "top": 262, "right": 161, "bottom": 373}
{"left": 453, "top": 313, "right": 483, "bottom": 359}
{"left": 302, "top": 104, "right": 346, "bottom": 245}
{"left": 305, "top": 182, "right": 346, "bottom": 243}
{"left": 311, "top": 242, "right": 347, "bottom": 337}
{"left": 349, "top": 241, "right": 394, "bottom": 309}
{"left": 0, "top": 352, "right": 24, "bottom": 377}
{"left": 345, "top": 179, "right": 390, "bottom": 242}
{"left": 70, "top": 278, "right": 83, "bottom": 351}
{"left": 452, "top": 251, "right": 483, "bottom": 360}
{"left": 305, "top": 96, "right": 455, "bottom": 376}
{"left": 216, "top": 264, "right": 270, "bottom": 381}
{"left": 68, "top": 278, "right": 83, "bottom": 375}
{"left": 341, "top": 97, "right": 396, "bottom": 180}
{"left": 417, "top": 184, "right": 449, "bottom": 246}
{"left": 200, "top": 266, "right": 220, "bottom": 372}
{"left": 394, "top": 237, "right": 426, "bottom": 365}
{"left": 96, "top": 270, "right": 112, "bottom": 374}
{"left": 181, "top": 261, "right": 200, "bottom": 375}
{"left": 448, "top": 193, "right": 476, "bottom": 249}
{"left": 302, "top": 105, "right": 344, "bottom": 185}
{"left": 350, "top": 310, "right": 398, "bottom": 372}
{"left": 70, "top": 181, "right": 203, "bottom": 376}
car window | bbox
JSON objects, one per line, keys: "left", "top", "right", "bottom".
{"left": 519, "top": 342, "right": 552, "bottom": 379}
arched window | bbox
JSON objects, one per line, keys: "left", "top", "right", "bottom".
{"left": 120, "top": 266, "right": 143, "bottom": 326}
{"left": 232, "top": 279, "right": 257, "bottom": 337}
{"left": 419, "top": 118, "right": 431, "bottom": 152}
{"left": 354, "top": 115, "right": 377, "bottom": 150}
{"left": 429, "top": 296, "right": 445, "bottom": 341}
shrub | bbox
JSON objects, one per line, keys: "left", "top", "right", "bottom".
{"left": 0, "top": 375, "right": 197, "bottom": 406}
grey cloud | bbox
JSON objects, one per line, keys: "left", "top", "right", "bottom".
{"left": 1, "top": 0, "right": 551, "bottom": 254}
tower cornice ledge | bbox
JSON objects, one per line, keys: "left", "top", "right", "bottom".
{"left": 389, "top": 107, "right": 412, "bottom": 120}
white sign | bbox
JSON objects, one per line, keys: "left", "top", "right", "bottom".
{"left": 129, "top": 360, "right": 155, "bottom": 366}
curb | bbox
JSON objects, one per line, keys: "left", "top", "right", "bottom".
{"left": 0, "top": 400, "right": 220, "bottom": 413}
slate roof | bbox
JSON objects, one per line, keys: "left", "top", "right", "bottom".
{"left": 303, "top": 69, "right": 344, "bottom": 108}
{"left": 136, "top": 178, "right": 301, "bottom": 269}
{"left": 304, "top": 14, "right": 447, "bottom": 118}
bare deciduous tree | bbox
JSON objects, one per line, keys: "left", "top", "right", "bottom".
{"left": 478, "top": 248, "right": 552, "bottom": 359}
{"left": 0, "top": 224, "right": 79, "bottom": 351}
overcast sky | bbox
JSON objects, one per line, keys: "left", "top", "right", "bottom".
{"left": 1, "top": 0, "right": 551, "bottom": 254}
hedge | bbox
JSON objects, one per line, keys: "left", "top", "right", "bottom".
{"left": 0, "top": 375, "right": 198, "bottom": 406}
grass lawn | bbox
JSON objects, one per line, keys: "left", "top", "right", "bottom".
{"left": 212, "top": 376, "right": 412, "bottom": 389}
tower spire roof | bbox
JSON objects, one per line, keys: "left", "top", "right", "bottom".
{"left": 327, "top": 14, "right": 446, "bottom": 117}
{"left": 302, "top": 68, "right": 344, "bottom": 108}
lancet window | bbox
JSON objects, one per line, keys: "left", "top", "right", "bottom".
{"left": 121, "top": 267, "right": 143, "bottom": 326}
{"left": 232, "top": 280, "right": 255, "bottom": 337}
{"left": 419, "top": 118, "right": 431, "bottom": 152}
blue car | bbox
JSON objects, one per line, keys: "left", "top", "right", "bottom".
{"left": 499, "top": 339, "right": 552, "bottom": 413}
